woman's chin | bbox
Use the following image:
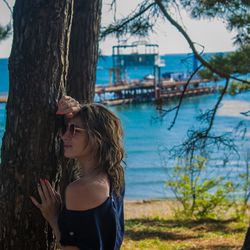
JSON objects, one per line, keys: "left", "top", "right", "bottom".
{"left": 64, "top": 151, "right": 74, "bottom": 158}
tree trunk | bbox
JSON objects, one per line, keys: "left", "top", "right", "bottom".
{"left": 242, "top": 227, "right": 250, "bottom": 249}
{"left": 60, "top": 0, "right": 102, "bottom": 196}
{"left": 67, "top": 0, "right": 102, "bottom": 102}
{"left": 0, "top": 0, "right": 73, "bottom": 249}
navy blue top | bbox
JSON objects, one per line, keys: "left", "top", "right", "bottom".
{"left": 58, "top": 187, "right": 125, "bottom": 250}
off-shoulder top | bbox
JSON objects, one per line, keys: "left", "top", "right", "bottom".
{"left": 57, "top": 186, "right": 125, "bottom": 250}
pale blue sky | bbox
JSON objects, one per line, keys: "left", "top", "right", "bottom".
{"left": 0, "top": 0, "right": 237, "bottom": 58}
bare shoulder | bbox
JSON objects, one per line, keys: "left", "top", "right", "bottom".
{"left": 65, "top": 173, "right": 110, "bottom": 211}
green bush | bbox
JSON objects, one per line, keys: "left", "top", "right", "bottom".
{"left": 166, "top": 156, "right": 235, "bottom": 219}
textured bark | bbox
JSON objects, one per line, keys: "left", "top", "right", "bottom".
{"left": 60, "top": 0, "right": 102, "bottom": 196}
{"left": 67, "top": 0, "right": 102, "bottom": 102}
{"left": 242, "top": 227, "right": 250, "bottom": 249}
{"left": 0, "top": 0, "right": 74, "bottom": 249}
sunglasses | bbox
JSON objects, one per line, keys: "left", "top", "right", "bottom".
{"left": 59, "top": 123, "right": 87, "bottom": 137}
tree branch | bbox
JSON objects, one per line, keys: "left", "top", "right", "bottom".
{"left": 157, "top": 64, "right": 203, "bottom": 130}
{"left": 155, "top": 0, "right": 250, "bottom": 85}
{"left": 241, "top": 110, "right": 250, "bottom": 117}
{"left": 2, "top": 0, "right": 13, "bottom": 16}
{"left": 100, "top": 1, "right": 155, "bottom": 39}
{"left": 168, "top": 64, "right": 203, "bottom": 130}
{"left": 205, "top": 78, "right": 230, "bottom": 136}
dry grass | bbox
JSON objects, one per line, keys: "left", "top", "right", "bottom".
{"left": 122, "top": 199, "right": 247, "bottom": 250}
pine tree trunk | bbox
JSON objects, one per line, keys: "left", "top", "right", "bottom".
{"left": 0, "top": 0, "right": 73, "bottom": 249}
{"left": 60, "top": 0, "right": 102, "bottom": 196}
{"left": 242, "top": 227, "right": 250, "bottom": 249}
{"left": 67, "top": 0, "right": 102, "bottom": 102}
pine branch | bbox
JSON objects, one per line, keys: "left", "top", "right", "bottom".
{"left": 100, "top": 1, "right": 155, "bottom": 39}
{"left": 156, "top": 64, "right": 203, "bottom": 130}
{"left": 2, "top": 0, "right": 12, "bottom": 16}
{"left": 155, "top": 0, "right": 250, "bottom": 85}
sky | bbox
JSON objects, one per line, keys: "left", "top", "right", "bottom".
{"left": 0, "top": 0, "right": 237, "bottom": 58}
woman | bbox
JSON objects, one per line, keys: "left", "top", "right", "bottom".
{"left": 30, "top": 96, "right": 125, "bottom": 250}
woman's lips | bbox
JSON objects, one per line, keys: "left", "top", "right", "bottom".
{"left": 64, "top": 145, "right": 72, "bottom": 148}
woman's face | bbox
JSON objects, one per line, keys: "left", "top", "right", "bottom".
{"left": 61, "top": 116, "right": 92, "bottom": 159}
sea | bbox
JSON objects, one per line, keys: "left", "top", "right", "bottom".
{"left": 0, "top": 54, "right": 250, "bottom": 200}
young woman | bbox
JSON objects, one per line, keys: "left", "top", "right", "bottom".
{"left": 30, "top": 96, "right": 125, "bottom": 250}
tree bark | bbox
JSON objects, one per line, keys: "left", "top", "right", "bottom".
{"left": 67, "top": 0, "right": 102, "bottom": 102}
{"left": 60, "top": 0, "right": 102, "bottom": 196}
{"left": 242, "top": 227, "right": 250, "bottom": 249}
{"left": 0, "top": 0, "right": 74, "bottom": 249}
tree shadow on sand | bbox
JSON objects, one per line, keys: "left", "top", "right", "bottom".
{"left": 125, "top": 217, "right": 245, "bottom": 242}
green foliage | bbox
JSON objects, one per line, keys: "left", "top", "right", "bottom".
{"left": 0, "top": 23, "right": 11, "bottom": 42}
{"left": 179, "top": 0, "right": 250, "bottom": 45}
{"left": 217, "top": 79, "right": 250, "bottom": 95}
{"left": 100, "top": 2, "right": 156, "bottom": 40}
{"left": 198, "top": 45, "right": 250, "bottom": 79}
{"left": 166, "top": 156, "right": 236, "bottom": 219}
{"left": 226, "top": 81, "right": 250, "bottom": 95}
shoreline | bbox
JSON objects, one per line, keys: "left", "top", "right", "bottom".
{"left": 124, "top": 197, "right": 176, "bottom": 203}
{"left": 124, "top": 199, "right": 179, "bottom": 220}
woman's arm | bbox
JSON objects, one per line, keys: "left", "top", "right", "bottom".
{"left": 48, "top": 218, "right": 62, "bottom": 248}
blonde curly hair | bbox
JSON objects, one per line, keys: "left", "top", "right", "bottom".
{"left": 77, "top": 103, "right": 125, "bottom": 197}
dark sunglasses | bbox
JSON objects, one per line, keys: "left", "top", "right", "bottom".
{"left": 59, "top": 123, "right": 87, "bottom": 137}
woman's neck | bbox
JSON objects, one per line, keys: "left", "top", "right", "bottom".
{"left": 77, "top": 157, "right": 102, "bottom": 179}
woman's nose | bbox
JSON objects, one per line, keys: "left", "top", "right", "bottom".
{"left": 61, "top": 129, "right": 71, "bottom": 140}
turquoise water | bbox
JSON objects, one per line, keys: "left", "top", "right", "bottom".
{"left": 1, "top": 55, "right": 249, "bottom": 199}
{"left": 113, "top": 92, "right": 250, "bottom": 199}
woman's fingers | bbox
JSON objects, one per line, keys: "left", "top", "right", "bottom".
{"left": 33, "top": 180, "right": 56, "bottom": 206}
{"left": 58, "top": 100, "right": 79, "bottom": 111}
{"left": 57, "top": 96, "right": 80, "bottom": 116}
{"left": 30, "top": 196, "right": 41, "bottom": 209}
{"left": 65, "top": 113, "right": 74, "bottom": 119}
{"left": 30, "top": 179, "right": 62, "bottom": 224}
{"left": 58, "top": 96, "right": 71, "bottom": 105}
{"left": 44, "top": 179, "right": 56, "bottom": 200}
{"left": 39, "top": 179, "right": 53, "bottom": 202}
{"left": 58, "top": 96, "right": 74, "bottom": 109}
{"left": 63, "top": 106, "right": 80, "bottom": 115}
{"left": 37, "top": 183, "right": 46, "bottom": 203}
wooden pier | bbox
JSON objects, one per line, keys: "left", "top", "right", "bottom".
{"left": 0, "top": 79, "right": 217, "bottom": 105}
{"left": 96, "top": 79, "right": 217, "bottom": 105}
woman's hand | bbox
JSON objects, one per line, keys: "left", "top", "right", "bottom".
{"left": 30, "top": 179, "right": 61, "bottom": 226}
{"left": 56, "top": 96, "right": 81, "bottom": 119}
